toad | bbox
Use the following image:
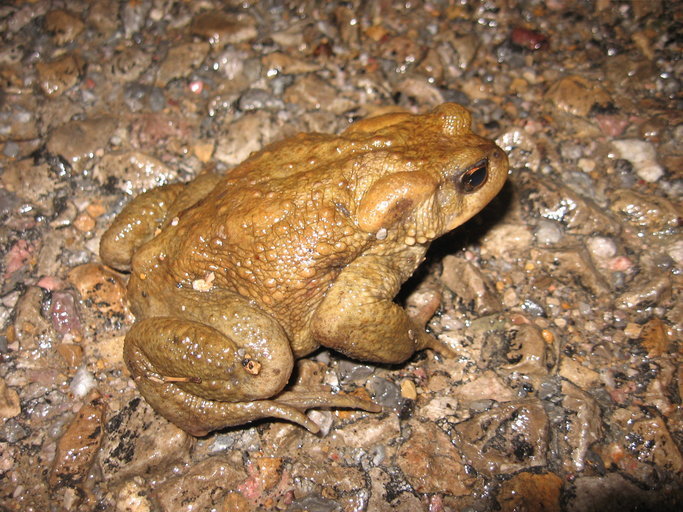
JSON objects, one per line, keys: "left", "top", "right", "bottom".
{"left": 100, "top": 103, "right": 509, "bottom": 436}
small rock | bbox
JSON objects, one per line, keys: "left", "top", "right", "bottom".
{"left": 238, "top": 88, "right": 284, "bottom": 112}
{"left": 586, "top": 236, "right": 617, "bottom": 260}
{"left": 639, "top": 317, "right": 669, "bottom": 358}
{"left": 397, "top": 422, "right": 473, "bottom": 496}
{"left": 55, "top": 343, "right": 83, "bottom": 368}
{"left": 518, "top": 171, "right": 620, "bottom": 236}
{"left": 289, "top": 456, "right": 366, "bottom": 505}
{"left": 191, "top": 10, "right": 257, "bottom": 46}
{"left": 497, "top": 472, "right": 562, "bottom": 512}
{"left": 12, "top": 286, "right": 53, "bottom": 350}
{"left": 44, "top": 10, "right": 84, "bottom": 46}
{"left": 47, "top": 116, "right": 117, "bottom": 172}
{"left": 49, "top": 291, "right": 82, "bottom": 338}
{"left": 440, "top": 256, "right": 502, "bottom": 315}
{"left": 609, "top": 189, "right": 680, "bottom": 232}
{"left": 0, "top": 379, "right": 21, "bottom": 419}
{"left": 35, "top": 53, "right": 84, "bottom": 97}
{"left": 68, "top": 263, "right": 129, "bottom": 320}
{"left": 454, "top": 370, "right": 516, "bottom": 404}
{"left": 561, "top": 382, "right": 602, "bottom": 472}
{"left": 510, "top": 27, "right": 549, "bottom": 51}
{"left": 114, "top": 479, "right": 154, "bottom": 512}
{"left": 501, "top": 323, "right": 552, "bottom": 379}
{"left": 420, "top": 396, "right": 460, "bottom": 422}
{"left": 283, "top": 75, "right": 355, "bottom": 114}
{"left": 612, "top": 139, "right": 664, "bottom": 182}
{"left": 453, "top": 399, "right": 549, "bottom": 475}
{"left": 156, "top": 42, "right": 210, "bottom": 87}
{"left": 154, "top": 453, "right": 247, "bottom": 512}
{"left": 666, "top": 238, "right": 683, "bottom": 266}
{"left": 559, "top": 357, "right": 600, "bottom": 388}
{"left": 49, "top": 391, "right": 106, "bottom": 487}
{"left": 546, "top": 75, "right": 612, "bottom": 117}
{"left": 400, "top": 379, "right": 417, "bottom": 400}
{"left": 86, "top": 1, "right": 119, "bottom": 39}
{"left": 93, "top": 151, "right": 177, "bottom": 195}
{"left": 568, "top": 473, "right": 680, "bottom": 512}
{"left": 99, "top": 398, "right": 192, "bottom": 481}
{"left": 105, "top": 46, "right": 152, "bottom": 82}
{"left": 538, "top": 245, "right": 610, "bottom": 296}
{"left": 616, "top": 274, "right": 671, "bottom": 310}
{"left": 535, "top": 219, "right": 563, "bottom": 244}
{"left": 395, "top": 77, "right": 445, "bottom": 108}
{"left": 214, "top": 111, "right": 278, "bottom": 166}
{"left": 69, "top": 366, "right": 96, "bottom": 398}
{"left": 367, "top": 376, "right": 404, "bottom": 409}
{"left": 481, "top": 222, "right": 534, "bottom": 259}
{"left": 262, "top": 52, "right": 320, "bottom": 75}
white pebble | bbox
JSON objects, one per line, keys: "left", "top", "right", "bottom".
{"left": 535, "top": 220, "right": 563, "bottom": 244}
{"left": 612, "top": 139, "right": 664, "bottom": 182}
{"left": 587, "top": 236, "right": 617, "bottom": 259}
{"left": 70, "top": 367, "right": 97, "bottom": 398}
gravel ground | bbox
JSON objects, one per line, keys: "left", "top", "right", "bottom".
{"left": 0, "top": 1, "right": 681, "bottom": 511}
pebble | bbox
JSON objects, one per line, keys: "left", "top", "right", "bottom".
{"left": 561, "top": 383, "right": 602, "bottom": 472}
{"left": 535, "top": 219, "right": 563, "bottom": 244}
{"left": 44, "top": 10, "right": 84, "bottom": 46}
{"left": 440, "top": 255, "right": 502, "bottom": 315}
{"left": 510, "top": 27, "right": 549, "bottom": 51}
{"left": 156, "top": 42, "right": 210, "bottom": 87}
{"left": 610, "top": 189, "right": 679, "bottom": 231}
{"left": 35, "top": 53, "right": 84, "bottom": 97}
{"left": 190, "top": 10, "right": 257, "bottom": 46}
{"left": 98, "top": 398, "right": 192, "bottom": 482}
{"left": 69, "top": 366, "right": 96, "bottom": 398}
{"left": 154, "top": 454, "right": 247, "bottom": 511}
{"left": 46, "top": 116, "right": 117, "bottom": 172}
{"left": 0, "top": 379, "right": 21, "bottom": 419}
{"left": 92, "top": 151, "right": 177, "bottom": 195}
{"left": 498, "top": 472, "right": 562, "bottom": 512}
{"left": 454, "top": 370, "right": 516, "bottom": 404}
{"left": 453, "top": 400, "right": 549, "bottom": 475}
{"left": 397, "top": 422, "right": 473, "bottom": 496}
{"left": 49, "top": 391, "right": 105, "bottom": 487}
{"left": 616, "top": 274, "right": 672, "bottom": 310}
{"left": 586, "top": 235, "right": 617, "bottom": 260}
{"left": 611, "top": 139, "right": 664, "bottom": 182}
{"left": 49, "top": 291, "right": 82, "bottom": 337}
{"left": 665, "top": 238, "right": 683, "bottom": 266}
{"left": 546, "top": 75, "right": 612, "bottom": 117}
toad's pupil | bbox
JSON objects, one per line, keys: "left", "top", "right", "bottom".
{"left": 461, "top": 160, "right": 488, "bottom": 192}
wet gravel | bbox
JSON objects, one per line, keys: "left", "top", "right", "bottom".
{"left": 0, "top": 1, "right": 681, "bottom": 511}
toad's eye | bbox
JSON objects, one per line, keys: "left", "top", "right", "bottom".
{"left": 460, "top": 159, "right": 488, "bottom": 193}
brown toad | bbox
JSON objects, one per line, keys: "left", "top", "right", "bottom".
{"left": 100, "top": 103, "right": 509, "bottom": 436}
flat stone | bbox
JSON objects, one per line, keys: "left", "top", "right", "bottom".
{"left": 190, "top": 10, "right": 257, "bottom": 46}
{"left": 154, "top": 453, "right": 247, "bottom": 511}
{"left": 49, "top": 391, "right": 106, "bottom": 486}
{"left": 397, "top": 422, "right": 473, "bottom": 496}
{"left": 35, "top": 53, "right": 84, "bottom": 97}
{"left": 453, "top": 399, "right": 549, "bottom": 475}
{"left": 47, "top": 116, "right": 117, "bottom": 172}
{"left": 98, "top": 397, "right": 193, "bottom": 481}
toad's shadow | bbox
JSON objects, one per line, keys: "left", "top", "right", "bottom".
{"left": 397, "top": 177, "right": 515, "bottom": 303}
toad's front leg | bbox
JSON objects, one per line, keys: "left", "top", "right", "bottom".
{"left": 312, "top": 254, "right": 453, "bottom": 364}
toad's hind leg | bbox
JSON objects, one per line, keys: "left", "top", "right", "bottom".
{"left": 124, "top": 296, "right": 379, "bottom": 436}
